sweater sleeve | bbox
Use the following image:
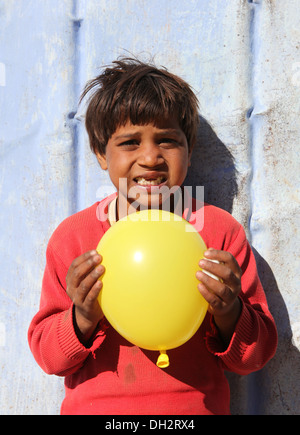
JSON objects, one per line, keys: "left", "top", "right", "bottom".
{"left": 205, "top": 224, "right": 278, "bottom": 375}
{"left": 28, "top": 241, "right": 107, "bottom": 377}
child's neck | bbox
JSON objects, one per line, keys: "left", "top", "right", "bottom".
{"left": 115, "top": 187, "right": 185, "bottom": 222}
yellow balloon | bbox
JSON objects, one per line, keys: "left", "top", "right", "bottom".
{"left": 96, "top": 209, "right": 208, "bottom": 368}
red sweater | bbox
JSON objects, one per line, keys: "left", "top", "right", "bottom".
{"left": 28, "top": 195, "right": 277, "bottom": 415}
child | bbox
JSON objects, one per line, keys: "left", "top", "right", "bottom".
{"left": 28, "top": 58, "right": 277, "bottom": 415}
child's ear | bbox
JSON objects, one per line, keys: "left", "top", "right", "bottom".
{"left": 95, "top": 151, "right": 108, "bottom": 170}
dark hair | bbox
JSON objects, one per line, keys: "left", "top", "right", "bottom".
{"left": 80, "top": 57, "right": 199, "bottom": 155}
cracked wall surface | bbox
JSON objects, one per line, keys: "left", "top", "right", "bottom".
{"left": 0, "top": 0, "right": 299, "bottom": 414}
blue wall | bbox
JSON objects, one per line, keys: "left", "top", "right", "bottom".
{"left": 0, "top": 0, "right": 299, "bottom": 414}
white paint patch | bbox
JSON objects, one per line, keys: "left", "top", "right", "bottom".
{"left": 291, "top": 321, "right": 300, "bottom": 349}
{"left": 0, "top": 322, "right": 6, "bottom": 347}
{"left": 0, "top": 63, "right": 6, "bottom": 86}
{"left": 291, "top": 62, "right": 300, "bottom": 87}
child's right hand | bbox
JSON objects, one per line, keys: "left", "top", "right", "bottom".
{"left": 66, "top": 250, "right": 105, "bottom": 344}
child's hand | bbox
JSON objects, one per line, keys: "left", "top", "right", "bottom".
{"left": 66, "top": 250, "right": 105, "bottom": 343}
{"left": 196, "top": 249, "right": 242, "bottom": 346}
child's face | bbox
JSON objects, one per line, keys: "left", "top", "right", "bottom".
{"left": 96, "top": 118, "right": 192, "bottom": 218}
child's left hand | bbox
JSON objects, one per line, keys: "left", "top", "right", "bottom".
{"left": 196, "top": 248, "right": 243, "bottom": 346}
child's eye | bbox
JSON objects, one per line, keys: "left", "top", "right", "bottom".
{"left": 159, "top": 138, "right": 180, "bottom": 148}
{"left": 118, "top": 140, "right": 139, "bottom": 149}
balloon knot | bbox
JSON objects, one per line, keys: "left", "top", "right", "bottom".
{"left": 156, "top": 350, "right": 169, "bottom": 368}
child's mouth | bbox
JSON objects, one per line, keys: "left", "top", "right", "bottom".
{"left": 134, "top": 176, "right": 166, "bottom": 187}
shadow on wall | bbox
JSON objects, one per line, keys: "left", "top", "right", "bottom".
{"left": 183, "top": 115, "right": 238, "bottom": 213}
{"left": 186, "top": 115, "right": 300, "bottom": 415}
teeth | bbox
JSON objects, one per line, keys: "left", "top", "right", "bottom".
{"left": 135, "top": 176, "right": 164, "bottom": 186}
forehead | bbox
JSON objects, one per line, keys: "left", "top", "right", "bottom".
{"left": 110, "top": 118, "right": 186, "bottom": 140}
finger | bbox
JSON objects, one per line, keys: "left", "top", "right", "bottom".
{"left": 199, "top": 259, "right": 241, "bottom": 290}
{"left": 69, "top": 250, "right": 99, "bottom": 269}
{"left": 200, "top": 258, "right": 222, "bottom": 282}
{"left": 196, "top": 270, "right": 236, "bottom": 304}
{"left": 197, "top": 280, "right": 224, "bottom": 311}
{"left": 83, "top": 279, "right": 103, "bottom": 307}
{"left": 76, "top": 265, "right": 105, "bottom": 304}
{"left": 204, "top": 249, "right": 242, "bottom": 278}
{"left": 69, "top": 252, "right": 102, "bottom": 287}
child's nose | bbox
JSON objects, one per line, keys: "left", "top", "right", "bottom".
{"left": 137, "top": 143, "right": 164, "bottom": 167}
